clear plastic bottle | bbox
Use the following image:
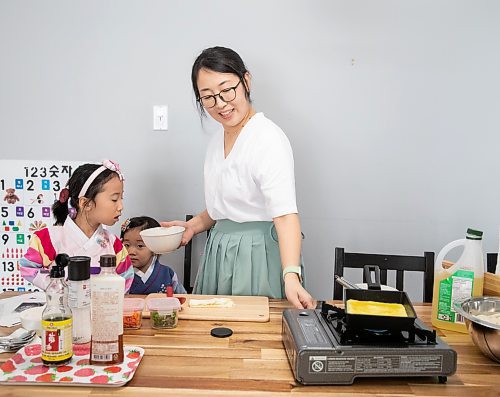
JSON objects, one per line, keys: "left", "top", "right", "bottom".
{"left": 68, "top": 256, "right": 91, "bottom": 345}
{"left": 41, "top": 253, "right": 73, "bottom": 366}
{"left": 432, "top": 228, "right": 485, "bottom": 333}
{"left": 89, "top": 254, "right": 125, "bottom": 365}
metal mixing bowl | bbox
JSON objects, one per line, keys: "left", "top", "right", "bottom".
{"left": 454, "top": 297, "right": 500, "bottom": 363}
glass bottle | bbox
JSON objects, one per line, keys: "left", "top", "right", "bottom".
{"left": 41, "top": 253, "right": 73, "bottom": 366}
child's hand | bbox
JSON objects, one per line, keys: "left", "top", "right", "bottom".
{"left": 160, "top": 221, "right": 194, "bottom": 246}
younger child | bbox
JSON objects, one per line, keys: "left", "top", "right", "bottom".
{"left": 20, "top": 160, "right": 133, "bottom": 291}
{"left": 121, "top": 216, "right": 186, "bottom": 294}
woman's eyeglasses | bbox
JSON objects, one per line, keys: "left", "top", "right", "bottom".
{"left": 198, "top": 80, "right": 242, "bottom": 108}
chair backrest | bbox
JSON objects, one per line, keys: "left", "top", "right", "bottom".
{"left": 183, "top": 215, "right": 194, "bottom": 293}
{"left": 334, "top": 247, "right": 435, "bottom": 303}
{"left": 183, "top": 214, "right": 211, "bottom": 293}
{"left": 486, "top": 253, "right": 498, "bottom": 273}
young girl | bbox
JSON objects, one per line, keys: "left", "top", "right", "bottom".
{"left": 20, "top": 160, "right": 133, "bottom": 292}
{"left": 120, "top": 216, "right": 186, "bottom": 295}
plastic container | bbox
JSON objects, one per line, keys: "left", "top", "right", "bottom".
{"left": 68, "top": 256, "right": 91, "bottom": 344}
{"left": 90, "top": 254, "right": 125, "bottom": 365}
{"left": 147, "top": 297, "right": 181, "bottom": 329}
{"left": 123, "top": 298, "right": 145, "bottom": 329}
{"left": 432, "top": 228, "right": 485, "bottom": 333}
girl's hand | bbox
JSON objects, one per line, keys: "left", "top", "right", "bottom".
{"left": 284, "top": 273, "right": 316, "bottom": 309}
{"left": 160, "top": 221, "right": 194, "bottom": 246}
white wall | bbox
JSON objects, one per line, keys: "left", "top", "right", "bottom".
{"left": 1, "top": 0, "right": 499, "bottom": 301}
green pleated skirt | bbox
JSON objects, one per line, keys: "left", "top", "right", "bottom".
{"left": 193, "top": 219, "right": 301, "bottom": 298}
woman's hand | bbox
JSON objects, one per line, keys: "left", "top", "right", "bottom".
{"left": 160, "top": 221, "right": 195, "bottom": 246}
{"left": 284, "top": 273, "right": 316, "bottom": 309}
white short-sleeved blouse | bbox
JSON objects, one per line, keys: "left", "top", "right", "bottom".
{"left": 204, "top": 112, "right": 298, "bottom": 223}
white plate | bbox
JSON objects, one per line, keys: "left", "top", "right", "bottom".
{"left": 355, "top": 283, "right": 398, "bottom": 291}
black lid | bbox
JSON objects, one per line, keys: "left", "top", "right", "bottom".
{"left": 51, "top": 253, "right": 70, "bottom": 278}
{"left": 210, "top": 327, "right": 233, "bottom": 338}
{"left": 99, "top": 254, "right": 116, "bottom": 267}
{"left": 68, "top": 256, "right": 91, "bottom": 281}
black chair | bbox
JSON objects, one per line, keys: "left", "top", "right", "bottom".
{"left": 334, "top": 247, "right": 435, "bottom": 303}
{"left": 183, "top": 214, "right": 211, "bottom": 293}
{"left": 487, "top": 253, "right": 498, "bottom": 273}
{"left": 183, "top": 214, "right": 195, "bottom": 293}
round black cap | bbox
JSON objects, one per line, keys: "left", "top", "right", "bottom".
{"left": 51, "top": 253, "right": 70, "bottom": 278}
{"left": 68, "top": 256, "right": 91, "bottom": 281}
{"left": 99, "top": 254, "right": 116, "bottom": 267}
{"left": 210, "top": 327, "right": 233, "bottom": 338}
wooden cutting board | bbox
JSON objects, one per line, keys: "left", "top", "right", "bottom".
{"left": 143, "top": 294, "right": 270, "bottom": 322}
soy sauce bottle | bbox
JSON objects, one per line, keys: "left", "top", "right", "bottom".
{"left": 41, "top": 253, "right": 73, "bottom": 366}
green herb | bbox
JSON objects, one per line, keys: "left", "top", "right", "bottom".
{"left": 151, "top": 310, "right": 177, "bottom": 328}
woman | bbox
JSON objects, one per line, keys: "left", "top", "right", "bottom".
{"left": 164, "top": 46, "right": 315, "bottom": 309}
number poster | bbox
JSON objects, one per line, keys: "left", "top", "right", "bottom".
{"left": 0, "top": 160, "right": 83, "bottom": 292}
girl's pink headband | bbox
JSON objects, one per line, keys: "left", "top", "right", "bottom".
{"left": 78, "top": 159, "right": 124, "bottom": 198}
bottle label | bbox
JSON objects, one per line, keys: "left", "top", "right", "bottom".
{"left": 68, "top": 280, "right": 91, "bottom": 309}
{"left": 91, "top": 340, "right": 119, "bottom": 362}
{"left": 91, "top": 290, "right": 123, "bottom": 340}
{"left": 437, "top": 269, "right": 474, "bottom": 324}
{"left": 41, "top": 318, "right": 73, "bottom": 362}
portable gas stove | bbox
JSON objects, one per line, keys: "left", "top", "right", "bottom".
{"left": 282, "top": 302, "right": 457, "bottom": 385}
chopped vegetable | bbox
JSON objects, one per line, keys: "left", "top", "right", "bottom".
{"left": 123, "top": 311, "right": 142, "bottom": 329}
{"left": 151, "top": 310, "right": 178, "bottom": 329}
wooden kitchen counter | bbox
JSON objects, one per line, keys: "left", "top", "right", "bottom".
{"left": 1, "top": 294, "right": 499, "bottom": 396}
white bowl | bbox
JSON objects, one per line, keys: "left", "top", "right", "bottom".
{"left": 19, "top": 306, "right": 45, "bottom": 335}
{"left": 140, "top": 226, "right": 185, "bottom": 254}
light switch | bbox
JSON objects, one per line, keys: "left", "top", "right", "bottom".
{"left": 153, "top": 105, "right": 168, "bottom": 131}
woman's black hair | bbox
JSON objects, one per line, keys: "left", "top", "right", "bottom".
{"left": 191, "top": 46, "right": 251, "bottom": 116}
{"left": 120, "top": 216, "right": 160, "bottom": 240}
{"left": 52, "top": 164, "right": 119, "bottom": 226}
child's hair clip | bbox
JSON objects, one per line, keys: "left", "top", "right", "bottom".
{"left": 121, "top": 218, "right": 131, "bottom": 233}
{"left": 59, "top": 188, "right": 70, "bottom": 204}
{"left": 68, "top": 207, "right": 77, "bottom": 219}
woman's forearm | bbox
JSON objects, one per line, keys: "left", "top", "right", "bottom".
{"left": 273, "top": 213, "right": 302, "bottom": 272}
{"left": 188, "top": 209, "right": 215, "bottom": 235}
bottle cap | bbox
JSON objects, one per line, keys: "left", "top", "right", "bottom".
{"left": 466, "top": 228, "right": 483, "bottom": 240}
{"left": 51, "top": 253, "right": 70, "bottom": 278}
{"left": 210, "top": 327, "right": 233, "bottom": 338}
{"left": 99, "top": 254, "right": 116, "bottom": 267}
{"left": 68, "top": 256, "right": 91, "bottom": 281}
